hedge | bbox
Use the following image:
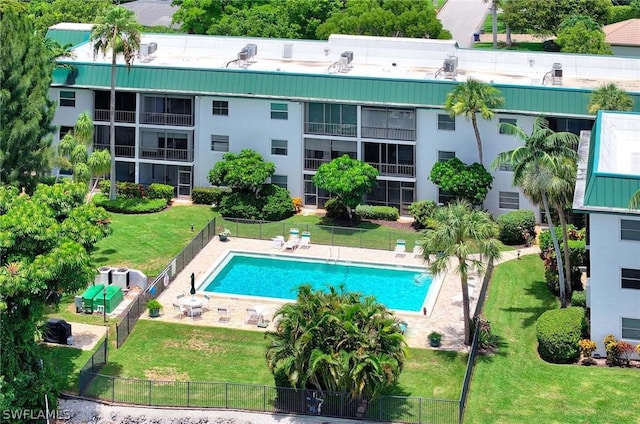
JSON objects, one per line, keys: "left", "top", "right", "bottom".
{"left": 92, "top": 194, "right": 167, "bottom": 214}
{"left": 408, "top": 200, "right": 438, "bottom": 229}
{"left": 497, "top": 210, "right": 536, "bottom": 245}
{"left": 191, "top": 187, "right": 231, "bottom": 205}
{"left": 355, "top": 205, "right": 399, "bottom": 221}
{"left": 147, "top": 183, "right": 174, "bottom": 202}
{"left": 571, "top": 290, "right": 586, "bottom": 308}
{"left": 536, "top": 307, "right": 586, "bottom": 363}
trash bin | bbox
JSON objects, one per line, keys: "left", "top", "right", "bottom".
{"left": 473, "top": 32, "right": 480, "bottom": 42}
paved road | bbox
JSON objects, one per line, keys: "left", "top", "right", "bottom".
{"left": 122, "top": 0, "right": 178, "bottom": 27}
{"left": 437, "top": 0, "right": 491, "bottom": 48}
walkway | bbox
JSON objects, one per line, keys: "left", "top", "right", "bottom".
{"left": 437, "top": 0, "right": 491, "bottom": 48}
{"left": 147, "top": 235, "right": 540, "bottom": 352}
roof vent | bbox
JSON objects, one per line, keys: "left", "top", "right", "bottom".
{"left": 283, "top": 43, "right": 293, "bottom": 59}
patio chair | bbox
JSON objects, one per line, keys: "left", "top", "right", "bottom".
{"left": 217, "top": 307, "right": 230, "bottom": 322}
{"left": 412, "top": 242, "right": 424, "bottom": 258}
{"left": 246, "top": 307, "right": 260, "bottom": 325}
{"left": 282, "top": 236, "right": 299, "bottom": 251}
{"left": 172, "top": 303, "right": 185, "bottom": 319}
{"left": 201, "top": 294, "right": 211, "bottom": 311}
{"left": 176, "top": 294, "right": 185, "bottom": 301}
{"left": 272, "top": 236, "right": 285, "bottom": 249}
{"left": 188, "top": 305, "right": 203, "bottom": 320}
{"left": 394, "top": 239, "right": 406, "bottom": 257}
{"left": 299, "top": 231, "right": 311, "bottom": 248}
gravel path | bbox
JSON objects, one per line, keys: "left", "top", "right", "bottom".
{"left": 58, "top": 398, "right": 378, "bottom": 424}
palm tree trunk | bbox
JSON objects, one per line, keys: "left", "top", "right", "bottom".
{"left": 557, "top": 207, "right": 573, "bottom": 302}
{"left": 460, "top": 259, "right": 472, "bottom": 345}
{"left": 492, "top": 1, "right": 498, "bottom": 49}
{"left": 542, "top": 191, "right": 566, "bottom": 307}
{"left": 109, "top": 51, "right": 117, "bottom": 200}
{"left": 505, "top": 24, "right": 512, "bottom": 46}
{"left": 471, "top": 114, "right": 483, "bottom": 165}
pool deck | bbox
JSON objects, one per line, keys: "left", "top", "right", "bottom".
{"left": 145, "top": 237, "right": 539, "bottom": 352}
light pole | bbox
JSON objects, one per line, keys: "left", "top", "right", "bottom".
{"left": 103, "top": 287, "right": 107, "bottom": 323}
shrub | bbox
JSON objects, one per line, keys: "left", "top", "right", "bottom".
{"left": 539, "top": 225, "right": 584, "bottom": 252}
{"left": 147, "top": 183, "right": 174, "bottom": 202}
{"left": 618, "top": 340, "right": 635, "bottom": 366}
{"left": 218, "top": 191, "right": 262, "bottom": 220}
{"left": 98, "top": 179, "right": 110, "bottom": 195}
{"left": 292, "top": 197, "right": 303, "bottom": 213}
{"left": 261, "top": 185, "right": 295, "bottom": 221}
{"left": 578, "top": 339, "right": 597, "bottom": 359}
{"left": 607, "top": 5, "right": 640, "bottom": 24}
{"left": 117, "top": 182, "right": 145, "bottom": 199}
{"left": 536, "top": 307, "right": 586, "bottom": 363}
{"left": 571, "top": 290, "right": 586, "bottom": 308}
{"left": 191, "top": 187, "right": 230, "bottom": 205}
{"left": 497, "top": 210, "right": 536, "bottom": 245}
{"left": 429, "top": 158, "right": 493, "bottom": 205}
{"left": 604, "top": 335, "right": 623, "bottom": 366}
{"left": 408, "top": 200, "right": 438, "bottom": 229}
{"left": 542, "top": 238, "right": 587, "bottom": 296}
{"left": 325, "top": 198, "right": 350, "bottom": 221}
{"left": 542, "top": 39, "right": 561, "bottom": 52}
{"left": 474, "top": 315, "right": 498, "bottom": 354}
{"left": 355, "top": 205, "right": 400, "bottom": 221}
{"left": 92, "top": 194, "right": 167, "bottom": 214}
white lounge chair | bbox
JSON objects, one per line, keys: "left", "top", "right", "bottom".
{"left": 283, "top": 236, "right": 299, "bottom": 250}
{"left": 299, "top": 231, "right": 311, "bottom": 248}
{"left": 218, "top": 307, "right": 230, "bottom": 322}
{"left": 246, "top": 307, "right": 261, "bottom": 325}
{"left": 172, "top": 303, "right": 185, "bottom": 319}
{"left": 394, "top": 239, "right": 406, "bottom": 257}
{"left": 201, "top": 294, "right": 211, "bottom": 311}
{"left": 187, "top": 305, "right": 203, "bottom": 320}
{"left": 412, "top": 242, "right": 424, "bottom": 258}
{"left": 272, "top": 236, "right": 285, "bottom": 249}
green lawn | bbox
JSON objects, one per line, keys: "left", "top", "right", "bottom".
{"left": 481, "top": 14, "right": 506, "bottom": 35}
{"left": 465, "top": 254, "right": 640, "bottom": 423}
{"left": 473, "top": 41, "right": 543, "bottom": 52}
{"left": 41, "top": 342, "right": 100, "bottom": 392}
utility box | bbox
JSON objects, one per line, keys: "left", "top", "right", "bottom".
{"left": 81, "top": 284, "right": 105, "bottom": 313}
{"left": 92, "top": 285, "right": 124, "bottom": 314}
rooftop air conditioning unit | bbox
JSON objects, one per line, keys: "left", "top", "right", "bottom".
{"left": 443, "top": 57, "right": 458, "bottom": 73}
{"left": 238, "top": 49, "right": 248, "bottom": 61}
{"left": 552, "top": 62, "right": 563, "bottom": 77}
{"left": 341, "top": 51, "right": 353, "bottom": 65}
{"left": 245, "top": 43, "right": 257, "bottom": 59}
{"left": 139, "top": 42, "right": 157, "bottom": 56}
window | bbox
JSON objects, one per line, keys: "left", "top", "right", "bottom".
{"left": 622, "top": 268, "right": 640, "bottom": 290}
{"left": 59, "top": 126, "right": 74, "bottom": 139}
{"left": 621, "top": 317, "right": 640, "bottom": 340}
{"left": 499, "top": 162, "right": 514, "bottom": 172}
{"left": 271, "top": 175, "right": 287, "bottom": 189}
{"left": 499, "top": 118, "right": 517, "bottom": 134}
{"left": 271, "top": 103, "right": 288, "bottom": 120}
{"left": 212, "top": 100, "right": 229, "bottom": 116}
{"left": 306, "top": 103, "right": 357, "bottom": 136}
{"left": 438, "top": 188, "right": 455, "bottom": 205}
{"left": 437, "top": 114, "right": 455, "bottom": 131}
{"left": 499, "top": 191, "right": 519, "bottom": 209}
{"left": 621, "top": 219, "right": 640, "bottom": 241}
{"left": 438, "top": 151, "right": 456, "bottom": 162}
{"left": 271, "top": 139, "right": 288, "bottom": 156}
{"left": 211, "top": 135, "right": 229, "bottom": 152}
{"left": 60, "top": 91, "right": 76, "bottom": 107}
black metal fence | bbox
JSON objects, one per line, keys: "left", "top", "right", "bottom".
{"left": 218, "top": 217, "right": 419, "bottom": 251}
{"left": 115, "top": 217, "right": 218, "bottom": 348}
{"left": 78, "top": 373, "right": 460, "bottom": 424}
{"left": 78, "top": 336, "right": 108, "bottom": 394}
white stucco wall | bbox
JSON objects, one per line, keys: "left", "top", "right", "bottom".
{"left": 588, "top": 213, "right": 640, "bottom": 357}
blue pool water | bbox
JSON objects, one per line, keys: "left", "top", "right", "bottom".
{"left": 202, "top": 253, "right": 432, "bottom": 312}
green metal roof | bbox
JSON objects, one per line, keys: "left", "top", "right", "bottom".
{"left": 51, "top": 62, "right": 640, "bottom": 117}
{"left": 582, "top": 112, "right": 640, "bottom": 210}
{"left": 45, "top": 29, "right": 91, "bottom": 48}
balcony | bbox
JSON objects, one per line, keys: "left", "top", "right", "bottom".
{"left": 93, "top": 143, "right": 135, "bottom": 158}
{"left": 141, "top": 112, "right": 193, "bottom": 127}
{"left": 94, "top": 109, "right": 136, "bottom": 124}
{"left": 304, "top": 122, "right": 357, "bottom": 137}
{"left": 140, "top": 147, "right": 193, "bottom": 162}
{"left": 304, "top": 158, "right": 330, "bottom": 171}
{"left": 361, "top": 126, "right": 415, "bottom": 141}
{"left": 368, "top": 162, "right": 415, "bottom": 177}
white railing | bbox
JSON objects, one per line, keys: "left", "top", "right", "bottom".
{"left": 369, "top": 162, "right": 415, "bottom": 177}
{"left": 141, "top": 112, "right": 193, "bottom": 127}
{"left": 94, "top": 109, "right": 136, "bottom": 123}
{"left": 304, "top": 122, "right": 357, "bottom": 137}
{"left": 361, "top": 126, "right": 415, "bottom": 141}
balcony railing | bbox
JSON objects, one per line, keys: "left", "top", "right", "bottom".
{"left": 94, "top": 109, "right": 136, "bottom": 123}
{"left": 141, "top": 112, "right": 193, "bottom": 127}
{"left": 93, "top": 143, "right": 135, "bottom": 158}
{"left": 361, "top": 126, "right": 415, "bottom": 141}
{"left": 368, "top": 162, "right": 415, "bottom": 177}
{"left": 304, "top": 122, "right": 357, "bottom": 137}
{"left": 140, "top": 147, "right": 193, "bottom": 162}
{"left": 304, "top": 158, "right": 331, "bottom": 171}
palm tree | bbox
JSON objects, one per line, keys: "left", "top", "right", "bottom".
{"left": 265, "top": 285, "right": 406, "bottom": 400}
{"left": 491, "top": 117, "right": 579, "bottom": 307}
{"left": 587, "top": 83, "right": 634, "bottom": 115}
{"left": 91, "top": 6, "right": 141, "bottom": 200}
{"left": 420, "top": 200, "right": 501, "bottom": 345}
{"left": 631, "top": 190, "right": 640, "bottom": 209}
{"left": 444, "top": 78, "right": 504, "bottom": 165}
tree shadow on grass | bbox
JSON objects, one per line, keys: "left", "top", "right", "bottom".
{"left": 500, "top": 279, "right": 556, "bottom": 329}
{"left": 475, "top": 335, "right": 510, "bottom": 364}
{"left": 433, "top": 349, "right": 466, "bottom": 363}
{"left": 90, "top": 247, "right": 118, "bottom": 265}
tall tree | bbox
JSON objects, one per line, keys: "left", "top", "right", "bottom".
{"left": 91, "top": 6, "right": 141, "bottom": 200}
{"left": 556, "top": 15, "right": 612, "bottom": 55}
{"left": 28, "top": 0, "right": 111, "bottom": 33}
{"left": 491, "top": 117, "right": 579, "bottom": 308}
{"left": 444, "top": 78, "right": 504, "bottom": 165}
{"left": 419, "top": 200, "right": 501, "bottom": 345}
{"left": 0, "top": 183, "right": 111, "bottom": 418}
{"left": 265, "top": 284, "right": 407, "bottom": 401}
{"left": 207, "top": 149, "right": 276, "bottom": 194}
{"left": 0, "top": 0, "right": 56, "bottom": 192}
{"left": 313, "top": 155, "right": 379, "bottom": 220}
{"left": 588, "top": 83, "right": 635, "bottom": 114}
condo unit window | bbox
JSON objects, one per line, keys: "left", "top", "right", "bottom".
{"left": 621, "top": 219, "right": 640, "bottom": 241}
{"left": 59, "top": 126, "right": 74, "bottom": 139}
{"left": 437, "top": 114, "right": 455, "bottom": 131}
{"left": 271, "top": 103, "right": 288, "bottom": 120}
{"left": 622, "top": 268, "right": 640, "bottom": 290}
{"left": 499, "top": 161, "right": 514, "bottom": 172}
{"left": 60, "top": 91, "right": 76, "bottom": 107}
{"left": 438, "top": 151, "right": 456, "bottom": 162}
{"left": 621, "top": 317, "right": 640, "bottom": 340}
{"left": 212, "top": 101, "right": 229, "bottom": 116}
{"left": 499, "top": 118, "right": 517, "bottom": 134}
{"left": 361, "top": 107, "right": 415, "bottom": 140}
{"left": 305, "top": 103, "right": 357, "bottom": 136}
{"left": 211, "top": 135, "right": 229, "bottom": 152}
{"left": 271, "top": 139, "right": 288, "bottom": 156}
{"left": 438, "top": 188, "right": 455, "bottom": 205}
{"left": 271, "top": 175, "right": 287, "bottom": 189}
{"left": 499, "top": 191, "right": 519, "bottom": 209}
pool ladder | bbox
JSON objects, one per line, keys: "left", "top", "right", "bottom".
{"left": 328, "top": 247, "right": 340, "bottom": 263}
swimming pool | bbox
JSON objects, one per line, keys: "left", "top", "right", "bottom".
{"left": 200, "top": 252, "right": 434, "bottom": 312}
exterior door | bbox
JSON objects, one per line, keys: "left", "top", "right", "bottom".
{"left": 178, "top": 169, "right": 192, "bottom": 197}
{"left": 401, "top": 186, "right": 414, "bottom": 216}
